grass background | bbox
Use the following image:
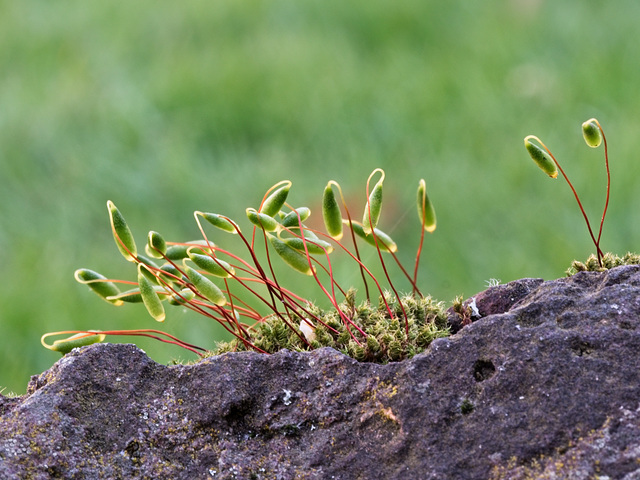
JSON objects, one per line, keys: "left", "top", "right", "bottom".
{"left": 2, "top": 0, "right": 640, "bottom": 394}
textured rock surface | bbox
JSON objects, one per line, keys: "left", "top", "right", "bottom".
{"left": 3, "top": 265, "right": 640, "bottom": 479}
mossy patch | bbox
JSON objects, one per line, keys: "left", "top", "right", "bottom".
{"left": 566, "top": 252, "right": 640, "bottom": 275}
{"left": 207, "top": 291, "right": 450, "bottom": 363}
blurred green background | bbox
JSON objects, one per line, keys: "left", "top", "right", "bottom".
{"left": 2, "top": 0, "right": 640, "bottom": 394}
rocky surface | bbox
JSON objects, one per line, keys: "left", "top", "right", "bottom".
{"left": 3, "top": 265, "right": 640, "bottom": 479}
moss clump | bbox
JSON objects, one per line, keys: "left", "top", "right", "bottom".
{"left": 566, "top": 252, "right": 640, "bottom": 275}
{"left": 208, "top": 292, "right": 450, "bottom": 363}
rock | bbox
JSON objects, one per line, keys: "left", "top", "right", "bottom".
{"left": 2, "top": 265, "right": 640, "bottom": 479}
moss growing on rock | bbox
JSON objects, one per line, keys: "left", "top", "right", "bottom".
{"left": 208, "top": 292, "right": 450, "bottom": 363}
{"left": 567, "top": 252, "right": 640, "bottom": 275}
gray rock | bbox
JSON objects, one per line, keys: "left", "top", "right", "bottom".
{"left": 3, "top": 265, "right": 640, "bottom": 479}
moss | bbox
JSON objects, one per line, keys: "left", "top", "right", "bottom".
{"left": 207, "top": 292, "right": 450, "bottom": 364}
{"left": 567, "top": 252, "right": 640, "bottom": 275}
{"left": 460, "top": 398, "right": 474, "bottom": 415}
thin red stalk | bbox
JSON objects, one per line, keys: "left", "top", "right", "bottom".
{"left": 232, "top": 274, "right": 309, "bottom": 305}
{"left": 275, "top": 290, "right": 341, "bottom": 335}
{"left": 221, "top": 278, "right": 253, "bottom": 347}
{"left": 175, "top": 228, "right": 321, "bottom": 337}
{"left": 345, "top": 215, "right": 370, "bottom": 300}
{"left": 291, "top": 219, "right": 366, "bottom": 342}
{"left": 176, "top": 298, "right": 268, "bottom": 352}
{"left": 234, "top": 225, "right": 291, "bottom": 313}
{"left": 412, "top": 196, "right": 428, "bottom": 295}
{"left": 234, "top": 217, "right": 339, "bottom": 333}
{"left": 201, "top": 221, "right": 308, "bottom": 344}
{"left": 330, "top": 181, "right": 371, "bottom": 301}
{"left": 540, "top": 143, "right": 604, "bottom": 265}
{"left": 370, "top": 233, "right": 409, "bottom": 334}
{"left": 144, "top": 261, "right": 267, "bottom": 351}
{"left": 87, "top": 278, "right": 138, "bottom": 287}
{"left": 160, "top": 282, "right": 257, "bottom": 345}
{"left": 390, "top": 249, "right": 422, "bottom": 297}
{"left": 257, "top": 228, "right": 312, "bottom": 347}
{"left": 364, "top": 177, "right": 407, "bottom": 333}
{"left": 71, "top": 329, "right": 207, "bottom": 356}
{"left": 595, "top": 122, "right": 610, "bottom": 257}
{"left": 195, "top": 225, "right": 338, "bottom": 309}
{"left": 312, "top": 260, "right": 348, "bottom": 299}
{"left": 193, "top": 215, "right": 245, "bottom": 336}
{"left": 315, "top": 230, "right": 393, "bottom": 306}
{"left": 151, "top": 254, "right": 318, "bottom": 340}
{"left": 189, "top": 298, "right": 259, "bottom": 325}
{"left": 223, "top": 295, "right": 262, "bottom": 320}
{"left": 205, "top": 238, "right": 318, "bottom": 305}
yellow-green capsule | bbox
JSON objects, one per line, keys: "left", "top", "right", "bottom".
{"left": 106, "top": 285, "right": 167, "bottom": 304}
{"left": 147, "top": 231, "right": 167, "bottom": 258}
{"left": 417, "top": 179, "right": 437, "bottom": 233}
{"left": 322, "top": 182, "right": 343, "bottom": 240}
{"left": 157, "top": 263, "right": 185, "bottom": 285}
{"left": 582, "top": 118, "right": 602, "bottom": 148}
{"left": 260, "top": 181, "right": 291, "bottom": 217}
{"left": 246, "top": 208, "right": 279, "bottom": 232}
{"left": 165, "top": 241, "right": 212, "bottom": 260}
{"left": 107, "top": 200, "right": 137, "bottom": 261}
{"left": 137, "top": 254, "right": 160, "bottom": 280}
{"left": 138, "top": 264, "right": 166, "bottom": 322}
{"left": 74, "top": 268, "right": 123, "bottom": 306}
{"left": 362, "top": 169, "right": 385, "bottom": 235}
{"left": 168, "top": 288, "right": 196, "bottom": 306}
{"left": 524, "top": 136, "right": 558, "bottom": 178}
{"left": 41, "top": 331, "right": 106, "bottom": 354}
{"left": 347, "top": 220, "right": 397, "bottom": 253}
{"left": 282, "top": 237, "right": 334, "bottom": 255}
{"left": 196, "top": 212, "right": 239, "bottom": 234}
{"left": 107, "top": 288, "right": 144, "bottom": 303}
{"left": 268, "top": 235, "right": 315, "bottom": 275}
{"left": 281, "top": 207, "right": 311, "bottom": 228}
{"left": 187, "top": 250, "right": 235, "bottom": 277}
{"left": 184, "top": 265, "right": 227, "bottom": 306}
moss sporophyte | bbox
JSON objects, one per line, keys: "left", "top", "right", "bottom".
{"left": 524, "top": 119, "right": 640, "bottom": 275}
{"left": 43, "top": 118, "right": 635, "bottom": 362}
{"left": 524, "top": 118, "right": 610, "bottom": 268}
{"left": 42, "top": 168, "right": 449, "bottom": 362}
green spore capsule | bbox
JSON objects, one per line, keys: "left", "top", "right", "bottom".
{"left": 246, "top": 208, "right": 280, "bottom": 232}
{"left": 582, "top": 118, "right": 602, "bottom": 148}
{"left": 184, "top": 265, "right": 227, "bottom": 306}
{"left": 41, "top": 331, "right": 106, "bottom": 354}
{"left": 74, "top": 268, "right": 123, "bottom": 306}
{"left": 281, "top": 207, "right": 311, "bottom": 228}
{"left": 187, "top": 250, "right": 235, "bottom": 277}
{"left": 107, "top": 200, "right": 137, "bottom": 261}
{"left": 348, "top": 221, "right": 397, "bottom": 253}
{"left": 417, "top": 179, "right": 437, "bottom": 233}
{"left": 268, "top": 235, "right": 315, "bottom": 275}
{"left": 196, "top": 212, "right": 239, "bottom": 234}
{"left": 524, "top": 136, "right": 558, "bottom": 178}
{"left": 362, "top": 169, "right": 385, "bottom": 235}
{"left": 260, "top": 181, "right": 291, "bottom": 217}
{"left": 147, "top": 231, "right": 167, "bottom": 258}
{"left": 322, "top": 182, "right": 343, "bottom": 240}
{"left": 138, "top": 264, "right": 166, "bottom": 322}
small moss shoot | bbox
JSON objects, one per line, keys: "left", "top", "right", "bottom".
{"left": 208, "top": 292, "right": 450, "bottom": 363}
{"left": 460, "top": 398, "right": 474, "bottom": 415}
